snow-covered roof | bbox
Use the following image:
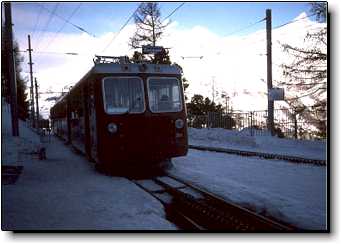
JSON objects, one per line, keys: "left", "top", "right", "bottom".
{"left": 66, "top": 61, "right": 182, "bottom": 97}
{"left": 91, "top": 62, "right": 182, "bottom": 75}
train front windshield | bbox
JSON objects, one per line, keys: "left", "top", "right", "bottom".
{"left": 148, "top": 77, "right": 182, "bottom": 113}
{"left": 103, "top": 76, "right": 183, "bottom": 114}
{"left": 103, "top": 77, "right": 145, "bottom": 114}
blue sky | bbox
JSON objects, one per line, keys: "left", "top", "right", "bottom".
{"left": 10, "top": 2, "right": 315, "bottom": 44}
{"left": 3, "top": 1, "right": 325, "bottom": 117}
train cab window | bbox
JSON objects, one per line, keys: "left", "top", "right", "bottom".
{"left": 147, "top": 77, "right": 182, "bottom": 113}
{"left": 102, "top": 77, "right": 145, "bottom": 114}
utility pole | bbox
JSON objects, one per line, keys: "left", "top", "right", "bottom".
{"left": 4, "top": 2, "right": 19, "bottom": 136}
{"left": 27, "top": 34, "right": 35, "bottom": 128}
{"left": 35, "top": 78, "right": 40, "bottom": 129}
{"left": 266, "top": 9, "right": 274, "bottom": 136}
{"left": 225, "top": 97, "right": 228, "bottom": 113}
{"left": 221, "top": 92, "right": 230, "bottom": 114}
{"left": 212, "top": 76, "right": 215, "bottom": 103}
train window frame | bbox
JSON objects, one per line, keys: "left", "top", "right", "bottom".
{"left": 102, "top": 76, "right": 146, "bottom": 115}
{"left": 147, "top": 76, "right": 183, "bottom": 113}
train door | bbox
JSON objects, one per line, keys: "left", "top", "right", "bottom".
{"left": 88, "top": 79, "right": 98, "bottom": 162}
{"left": 101, "top": 76, "right": 149, "bottom": 162}
{"left": 147, "top": 76, "right": 184, "bottom": 155}
{"left": 120, "top": 114, "right": 149, "bottom": 162}
{"left": 83, "top": 83, "right": 91, "bottom": 159}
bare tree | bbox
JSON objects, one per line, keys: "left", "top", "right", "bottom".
{"left": 130, "top": 2, "right": 168, "bottom": 48}
{"left": 279, "top": 2, "right": 327, "bottom": 137}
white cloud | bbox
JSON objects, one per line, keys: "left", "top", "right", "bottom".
{"left": 15, "top": 12, "right": 326, "bottom": 118}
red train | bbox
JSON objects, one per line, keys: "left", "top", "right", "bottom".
{"left": 50, "top": 56, "right": 188, "bottom": 173}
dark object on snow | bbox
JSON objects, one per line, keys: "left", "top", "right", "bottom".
{"left": 274, "top": 127, "right": 285, "bottom": 138}
{"left": 2, "top": 165, "right": 23, "bottom": 185}
{"left": 38, "top": 147, "right": 46, "bottom": 160}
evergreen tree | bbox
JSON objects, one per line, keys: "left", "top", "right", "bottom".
{"left": 1, "top": 24, "right": 29, "bottom": 120}
{"left": 14, "top": 41, "right": 29, "bottom": 120}
{"left": 186, "top": 94, "right": 235, "bottom": 129}
{"left": 186, "top": 94, "right": 224, "bottom": 116}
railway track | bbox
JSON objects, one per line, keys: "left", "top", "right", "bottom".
{"left": 189, "top": 145, "right": 326, "bottom": 166}
{"left": 130, "top": 173, "right": 296, "bottom": 231}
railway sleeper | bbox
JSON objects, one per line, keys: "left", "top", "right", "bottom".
{"left": 171, "top": 191, "right": 253, "bottom": 230}
{"left": 158, "top": 180, "right": 255, "bottom": 230}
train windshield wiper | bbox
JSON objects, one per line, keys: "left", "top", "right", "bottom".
{"left": 106, "top": 107, "right": 130, "bottom": 114}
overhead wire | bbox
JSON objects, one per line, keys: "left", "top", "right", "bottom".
{"left": 101, "top": 3, "right": 141, "bottom": 53}
{"left": 42, "top": 3, "right": 82, "bottom": 51}
{"left": 100, "top": 2, "right": 186, "bottom": 54}
{"left": 238, "top": 12, "right": 320, "bottom": 46}
{"left": 31, "top": 3, "right": 44, "bottom": 41}
{"left": 35, "top": 3, "right": 60, "bottom": 50}
{"left": 17, "top": 50, "right": 84, "bottom": 56}
{"left": 225, "top": 17, "right": 266, "bottom": 36}
{"left": 273, "top": 12, "right": 318, "bottom": 29}
{"left": 38, "top": 3, "right": 96, "bottom": 38}
{"left": 186, "top": 16, "right": 265, "bottom": 58}
{"left": 162, "top": 2, "right": 185, "bottom": 22}
{"left": 201, "top": 12, "right": 321, "bottom": 89}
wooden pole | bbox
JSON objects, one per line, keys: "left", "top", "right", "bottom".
{"left": 28, "top": 35, "right": 35, "bottom": 128}
{"left": 266, "top": 9, "right": 274, "bottom": 136}
{"left": 4, "top": 2, "right": 19, "bottom": 136}
{"left": 35, "top": 78, "right": 40, "bottom": 128}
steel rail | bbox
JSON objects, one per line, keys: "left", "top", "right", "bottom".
{"left": 166, "top": 173, "right": 296, "bottom": 231}
{"left": 130, "top": 174, "right": 296, "bottom": 231}
{"left": 130, "top": 177, "right": 205, "bottom": 230}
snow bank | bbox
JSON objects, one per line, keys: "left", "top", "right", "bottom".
{"left": 171, "top": 150, "right": 327, "bottom": 230}
{"left": 189, "top": 128, "right": 257, "bottom": 147}
{"left": 188, "top": 128, "right": 326, "bottom": 160}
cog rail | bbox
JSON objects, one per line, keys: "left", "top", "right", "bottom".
{"left": 130, "top": 173, "right": 296, "bottom": 231}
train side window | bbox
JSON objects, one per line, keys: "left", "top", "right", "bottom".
{"left": 147, "top": 77, "right": 182, "bottom": 113}
{"left": 102, "top": 77, "right": 145, "bottom": 114}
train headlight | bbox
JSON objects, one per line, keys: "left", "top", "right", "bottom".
{"left": 107, "top": 123, "right": 118, "bottom": 133}
{"left": 175, "top": 119, "right": 184, "bottom": 129}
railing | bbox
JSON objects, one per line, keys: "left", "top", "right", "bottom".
{"left": 187, "top": 109, "right": 327, "bottom": 140}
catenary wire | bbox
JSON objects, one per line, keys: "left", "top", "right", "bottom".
{"left": 101, "top": 3, "right": 142, "bottom": 53}
{"left": 42, "top": 3, "right": 82, "bottom": 51}
{"left": 162, "top": 2, "right": 185, "bottom": 22}
{"left": 273, "top": 12, "right": 318, "bottom": 29}
{"left": 31, "top": 3, "right": 44, "bottom": 41}
{"left": 38, "top": 3, "right": 95, "bottom": 38}
{"left": 35, "top": 3, "right": 60, "bottom": 50}
{"left": 225, "top": 17, "right": 266, "bottom": 36}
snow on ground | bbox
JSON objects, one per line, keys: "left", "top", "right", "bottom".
{"left": 171, "top": 149, "right": 327, "bottom": 230}
{"left": 1, "top": 102, "right": 176, "bottom": 230}
{"left": 189, "top": 128, "right": 327, "bottom": 160}
{"left": 1, "top": 100, "right": 327, "bottom": 230}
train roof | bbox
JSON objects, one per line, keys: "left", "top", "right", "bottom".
{"left": 68, "top": 61, "right": 182, "bottom": 93}
{"left": 90, "top": 62, "right": 182, "bottom": 75}
{"left": 53, "top": 58, "right": 183, "bottom": 108}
